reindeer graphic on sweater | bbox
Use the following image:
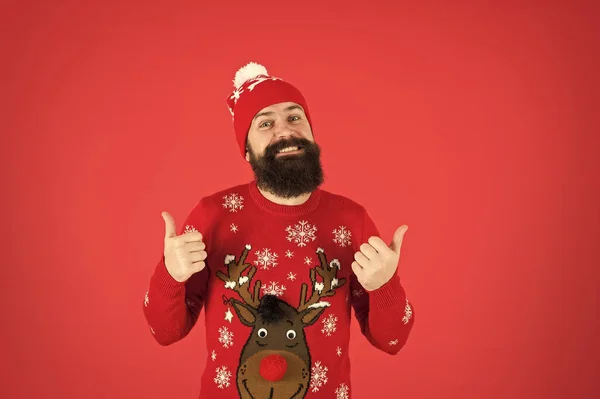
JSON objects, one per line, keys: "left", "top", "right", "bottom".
{"left": 217, "top": 244, "right": 346, "bottom": 399}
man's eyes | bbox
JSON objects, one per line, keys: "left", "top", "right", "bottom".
{"left": 259, "top": 116, "right": 301, "bottom": 128}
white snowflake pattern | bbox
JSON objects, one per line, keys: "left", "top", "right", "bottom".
{"left": 184, "top": 225, "right": 197, "bottom": 233}
{"left": 403, "top": 299, "right": 413, "bottom": 324}
{"left": 262, "top": 282, "right": 287, "bottom": 297}
{"left": 321, "top": 314, "right": 338, "bottom": 336}
{"left": 144, "top": 292, "right": 149, "bottom": 307}
{"left": 352, "top": 289, "right": 363, "bottom": 298}
{"left": 310, "top": 361, "right": 328, "bottom": 392}
{"left": 287, "top": 272, "right": 297, "bottom": 281}
{"left": 247, "top": 76, "right": 270, "bottom": 91}
{"left": 211, "top": 350, "right": 217, "bottom": 361}
{"left": 285, "top": 250, "right": 294, "bottom": 258}
{"left": 335, "top": 383, "right": 350, "bottom": 399}
{"left": 230, "top": 223, "right": 238, "bottom": 233}
{"left": 222, "top": 193, "right": 244, "bottom": 212}
{"left": 185, "top": 298, "right": 196, "bottom": 309}
{"left": 389, "top": 339, "right": 399, "bottom": 346}
{"left": 304, "top": 256, "right": 312, "bottom": 266}
{"left": 254, "top": 248, "right": 279, "bottom": 270}
{"left": 214, "top": 366, "right": 232, "bottom": 389}
{"left": 336, "top": 347, "right": 342, "bottom": 356}
{"left": 230, "top": 87, "right": 244, "bottom": 103}
{"left": 332, "top": 226, "right": 352, "bottom": 247}
{"left": 218, "top": 326, "right": 234, "bottom": 348}
{"left": 286, "top": 220, "right": 317, "bottom": 247}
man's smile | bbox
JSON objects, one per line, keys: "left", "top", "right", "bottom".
{"left": 275, "top": 146, "right": 304, "bottom": 157}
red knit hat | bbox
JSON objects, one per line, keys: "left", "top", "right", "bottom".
{"left": 226, "top": 62, "right": 313, "bottom": 157}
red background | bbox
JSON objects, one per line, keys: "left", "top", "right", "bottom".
{"left": 2, "top": 1, "right": 599, "bottom": 398}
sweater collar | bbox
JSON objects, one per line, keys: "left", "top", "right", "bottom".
{"left": 248, "top": 179, "right": 321, "bottom": 217}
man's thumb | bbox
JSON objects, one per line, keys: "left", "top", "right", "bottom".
{"left": 162, "top": 211, "right": 177, "bottom": 239}
{"left": 389, "top": 225, "right": 408, "bottom": 254}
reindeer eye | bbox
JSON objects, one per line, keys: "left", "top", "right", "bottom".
{"left": 257, "top": 328, "right": 268, "bottom": 338}
{"left": 286, "top": 330, "right": 297, "bottom": 340}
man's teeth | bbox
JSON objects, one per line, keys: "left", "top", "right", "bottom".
{"left": 278, "top": 146, "right": 299, "bottom": 153}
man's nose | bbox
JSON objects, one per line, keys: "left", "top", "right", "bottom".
{"left": 275, "top": 128, "right": 293, "bottom": 138}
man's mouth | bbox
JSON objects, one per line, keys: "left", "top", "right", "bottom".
{"left": 276, "top": 146, "right": 303, "bottom": 156}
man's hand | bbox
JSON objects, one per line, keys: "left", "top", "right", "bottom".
{"left": 351, "top": 225, "right": 408, "bottom": 291}
{"left": 161, "top": 211, "right": 207, "bottom": 282}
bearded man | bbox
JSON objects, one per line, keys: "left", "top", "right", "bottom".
{"left": 143, "top": 62, "right": 415, "bottom": 399}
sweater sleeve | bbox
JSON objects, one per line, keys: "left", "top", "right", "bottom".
{"left": 350, "top": 209, "right": 415, "bottom": 355}
{"left": 142, "top": 200, "right": 211, "bottom": 346}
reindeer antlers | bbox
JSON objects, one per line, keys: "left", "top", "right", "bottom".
{"left": 298, "top": 248, "right": 347, "bottom": 312}
{"left": 216, "top": 244, "right": 261, "bottom": 308}
{"left": 217, "top": 246, "right": 346, "bottom": 313}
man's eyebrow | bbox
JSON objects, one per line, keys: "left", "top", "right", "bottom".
{"left": 285, "top": 105, "right": 304, "bottom": 113}
{"left": 253, "top": 105, "right": 305, "bottom": 121}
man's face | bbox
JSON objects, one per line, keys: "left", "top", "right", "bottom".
{"left": 245, "top": 102, "right": 324, "bottom": 198}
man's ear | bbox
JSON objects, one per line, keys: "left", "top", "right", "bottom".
{"left": 244, "top": 136, "right": 250, "bottom": 162}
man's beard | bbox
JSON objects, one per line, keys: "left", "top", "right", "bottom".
{"left": 247, "top": 136, "right": 324, "bottom": 199}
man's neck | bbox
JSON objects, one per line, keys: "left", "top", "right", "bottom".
{"left": 257, "top": 185, "right": 312, "bottom": 206}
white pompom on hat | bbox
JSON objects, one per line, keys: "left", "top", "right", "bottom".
{"left": 233, "top": 62, "right": 268, "bottom": 89}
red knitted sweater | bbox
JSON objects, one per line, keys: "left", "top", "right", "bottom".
{"left": 143, "top": 180, "right": 415, "bottom": 398}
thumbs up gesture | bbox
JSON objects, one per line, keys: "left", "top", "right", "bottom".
{"left": 161, "top": 211, "right": 207, "bottom": 282}
{"left": 351, "top": 225, "right": 408, "bottom": 291}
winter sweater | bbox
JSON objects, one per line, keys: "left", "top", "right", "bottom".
{"left": 143, "top": 180, "right": 415, "bottom": 399}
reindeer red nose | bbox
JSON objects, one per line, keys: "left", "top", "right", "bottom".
{"left": 259, "top": 354, "right": 288, "bottom": 381}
